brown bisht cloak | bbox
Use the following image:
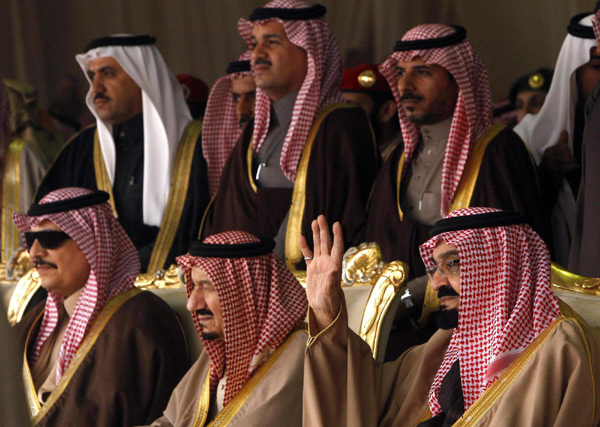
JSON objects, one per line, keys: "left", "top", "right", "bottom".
{"left": 202, "top": 104, "right": 378, "bottom": 271}
{"left": 15, "top": 290, "right": 190, "bottom": 427}
{"left": 366, "top": 125, "right": 548, "bottom": 278}
{"left": 35, "top": 122, "right": 210, "bottom": 272}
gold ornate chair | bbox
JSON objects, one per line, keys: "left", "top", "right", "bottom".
{"left": 551, "top": 262, "right": 600, "bottom": 332}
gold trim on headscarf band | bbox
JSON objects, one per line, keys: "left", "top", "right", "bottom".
{"left": 23, "top": 288, "right": 141, "bottom": 423}
{"left": 147, "top": 119, "right": 203, "bottom": 273}
{"left": 285, "top": 103, "right": 352, "bottom": 272}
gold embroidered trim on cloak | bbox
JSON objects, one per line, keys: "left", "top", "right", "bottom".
{"left": 454, "top": 317, "right": 562, "bottom": 426}
{"left": 246, "top": 137, "right": 258, "bottom": 193}
{"left": 284, "top": 103, "right": 353, "bottom": 273}
{"left": 23, "top": 288, "right": 141, "bottom": 424}
{"left": 449, "top": 124, "right": 505, "bottom": 212}
{"left": 147, "top": 119, "right": 203, "bottom": 273}
{"left": 93, "top": 130, "right": 118, "bottom": 217}
{"left": 192, "top": 370, "right": 212, "bottom": 427}
{"left": 208, "top": 330, "right": 303, "bottom": 426}
{"left": 395, "top": 151, "right": 406, "bottom": 222}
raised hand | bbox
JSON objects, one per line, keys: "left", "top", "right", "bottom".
{"left": 299, "top": 215, "right": 344, "bottom": 331}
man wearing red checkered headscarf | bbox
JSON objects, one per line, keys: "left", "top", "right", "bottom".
{"left": 202, "top": 1, "right": 377, "bottom": 268}
{"left": 150, "top": 231, "right": 307, "bottom": 426}
{"left": 302, "top": 209, "right": 600, "bottom": 426}
{"left": 202, "top": 51, "right": 254, "bottom": 196}
{"left": 365, "top": 24, "right": 547, "bottom": 359}
{"left": 14, "top": 187, "right": 188, "bottom": 427}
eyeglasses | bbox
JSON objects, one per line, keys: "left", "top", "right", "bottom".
{"left": 426, "top": 258, "right": 460, "bottom": 281}
{"left": 25, "top": 230, "right": 71, "bottom": 250}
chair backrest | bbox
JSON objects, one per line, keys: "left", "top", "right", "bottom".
{"left": 341, "top": 243, "right": 408, "bottom": 362}
{"left": 551, "top": 262, "right": 600, "bottom": 332}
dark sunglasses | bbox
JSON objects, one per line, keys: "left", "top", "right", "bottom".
{"left": 25, "top": 230, "right": 71, "bottom": 250}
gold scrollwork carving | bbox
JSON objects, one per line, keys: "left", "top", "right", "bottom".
{"left": 551, "top": 262, "right": 600, "bottom": 296}
{"left": 134, "top": 264, "right": 184, "bottom": 289}
{"left": 7, "top": 268, "right": 41, "bottom": 326}
{"left": 359, "top": 261, "right": 408, "bottom": 359}
{"left": 342, "top": 242, "right": 384, "bottom": 287}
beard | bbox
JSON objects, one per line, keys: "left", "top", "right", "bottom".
{"left": 434, "top": 307, "right": 459, "bottom": 330}
{"left": 434, "top": 285, "right": 459, "bottom": 329}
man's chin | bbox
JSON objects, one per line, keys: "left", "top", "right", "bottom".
{"left": 434, "top": 308, "right": 458, "bottom": 330}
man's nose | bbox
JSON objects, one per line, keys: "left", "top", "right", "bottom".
{"left": 252, "top": 43, "right": 267, "bottom": 63}
{"left": 430, "top": 271, "right": 450, "bottom": 291}
{"left": 186, "top": 289, "right": 206, "bottom": 314}
{"left": 91, "top": 76, "right": 105, "bottom": 95}
{"left": 397, "top": 74, "right": 414, "bottom": 94}
{"left": 29, "top": 239, "right": 47, "bottom": 259}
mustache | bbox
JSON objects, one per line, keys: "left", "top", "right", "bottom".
{"left": 437, "top": 285, "right": 459, "bottom": 299}
{"left": 400, "top": 92, "right": 423, "bottom": 102}
{"left": 254, "top": 58, "right": 272, "bottom": 67}
{"left": 94, "top": 93, "right": 110, "bottom": 102}
{"left": 35, "top": 258, "right": 58, "bottom": 269}
{"left": 195, "top": 308, "right": 214, "bottom": 316}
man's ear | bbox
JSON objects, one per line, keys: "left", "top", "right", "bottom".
{"left": 378, "top": 99, "right": 397, "bottom": 124}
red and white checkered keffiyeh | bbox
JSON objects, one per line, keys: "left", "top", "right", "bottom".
{"left": 593, "top": 9, "right": 600, "bottom": 41}
{"left": 176, "top": 231, "right": 307, "bottom": 406}
{"left": 419, "top": 207, "right": 561, "bottom": 414}
{"left": 379, "top": 24, "right": 493, "bottom": 215}
{"left": 238, "top": 0, "right": 345, "bottom": 182}
{"left": 13, "top": 187, "right": 140, "bottom": 384}
{"left": 202, "top": 51, "right": 252, "bottom": 196}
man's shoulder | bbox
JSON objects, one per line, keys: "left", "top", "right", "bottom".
{"left": 478, "top": 124, "right": 531, "bottom": 160}
{"left": 538, "top": 316, "right": 599, "bottom": 356}
{"left": 52, "top": 123, "right": 98, "bottom": 158}
{"left": 111, "top": 290, "right": 183, "bottom": 334}
{"left": 316, "top": 103, "right": 366, "bottom": 127}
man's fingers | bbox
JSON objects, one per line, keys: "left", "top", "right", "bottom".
{"left": 299, "top": 235, "right": 313, "bottom": 261}
{"left": 317, "top": 215, "right": 332, "bottom": 255}
{"left": 331, "top": 221, "right": 344, "bottom": 264}
{"left": 311, "top": 219, "right": 321, "bottom": 257}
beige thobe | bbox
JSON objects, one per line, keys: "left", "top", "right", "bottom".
{"left": 149, "top": 330, "right": 307, "bottom": 427}
{"left": 31, "top": 288, "right": 82, "bottom": 403}
{"left": 303, "top": 306, "right": 600, "bottom": 426}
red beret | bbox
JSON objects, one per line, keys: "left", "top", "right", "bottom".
{"left": 176, "top": 74, "right": 209, "bottom": 104}
{"left": 341, "top": 63, "right": 391, "bottom": 94}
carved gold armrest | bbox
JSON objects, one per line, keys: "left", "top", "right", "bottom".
{"left": 551, "top": 262, "right": 600, "bottom": 295}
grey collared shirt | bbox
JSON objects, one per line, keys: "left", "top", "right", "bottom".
{"left": 401, "top": 117, "right": 453, "bottom": 225}
{"left": 253, "top": 90, "right": 298, "bottom": 189}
